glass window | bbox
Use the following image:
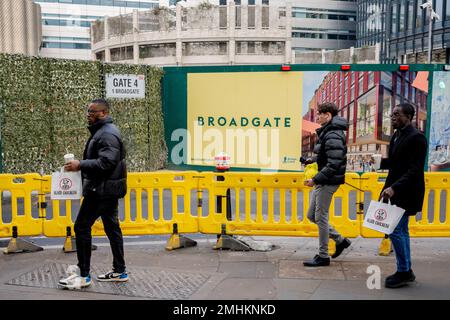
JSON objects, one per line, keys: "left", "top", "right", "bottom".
{"left": 381, "top": 89, "right": 393, "bottom": 141}
{"left": 350, "top": 84, "right": 355, "bottom": 102}
{"left": 407, "top": 1, "right": 414, "bottom": 30}
{"left": 391, "top": 4, "right": 398, "bottom": 35}
{"left": 380, "top": 72, "right": 392, "bottom": 88}
{"left": 447, "top": 0, "right": 450, "bottom": 21}
{"left": 356, "top": 88, "right": 377, "bottom": 140}
{"left": 416, "top": 0, "right": 423, "bottom": 27}
{"left": 399, "top": 2, "right": 405, "bottom": 31}
{"left": 434, "top": 0, "right": 443, "bottom": 22}
{"left": 348, "top": 104, "right": 354, "bottom": 143}
{"left": 369, "top": 72, "right": 375, "bottom": 88}
{"left": 396, "top": 76, "right": 402, "bottom": 96}
{"left": 358, "top": 76, "right": 364, "bottom": 97}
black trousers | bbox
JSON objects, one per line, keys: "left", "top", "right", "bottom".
{"left": 74, "top": 196, "right": 126, "bottom": 277}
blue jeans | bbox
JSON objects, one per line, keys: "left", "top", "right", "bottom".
{"left": 389, "top": 214, "right": 411, "bottom": 272}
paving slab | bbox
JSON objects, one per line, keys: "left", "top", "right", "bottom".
{"left": 279, "top": 260, "right": 346, "bottom": 280}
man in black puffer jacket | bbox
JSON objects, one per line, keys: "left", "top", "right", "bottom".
{"left": 303, "top": 102, "right": 352, "bottom": 267}
{"left": 59, "top": 99, "right": 128, "bottom": 289}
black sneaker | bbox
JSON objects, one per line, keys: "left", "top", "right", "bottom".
{"left": 303, "top": 254, "right": 330, "bottom": 267}
{"left": 385, "top": 270, "right": 416, "bottom": 288}
{"left": 97, "top": 270, "right": 128, "bottom": 282}
{"left": 332, "top": 238, "right": 351, "bottom": 259}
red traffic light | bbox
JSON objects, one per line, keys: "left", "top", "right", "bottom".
{"left": 341, "top": 65, "right": 351, "bottom": 71}
{"left": 281, "top": 65, "right": 291, "bottom": 71}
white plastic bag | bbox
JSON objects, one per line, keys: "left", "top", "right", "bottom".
{"left": 51, "top": 168, "right": 82, "bottom": 200}
{"left": 363, "top": 199, "right": 405, "bottom": 235}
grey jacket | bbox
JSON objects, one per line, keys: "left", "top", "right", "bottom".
{"left": 312, "top": 116, "right": 348, "bottom": 186}
{"left": 80, "top": 116, "right": 127, "bottom": 198}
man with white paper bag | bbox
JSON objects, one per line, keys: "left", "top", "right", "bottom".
{"left": 51, "top": 168, "right": 82, "bottom": 200}
{"left": 372, "top": 103, "right": 427, "bottom": 289}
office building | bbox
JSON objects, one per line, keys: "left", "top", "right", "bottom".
{"left": 357, "top": 0, "right": 450, "bottom": 63}
{"left": 34, "top": 0, "right": 158, "bottom": 60}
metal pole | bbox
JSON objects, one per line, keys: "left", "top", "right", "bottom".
{"left": 428, "top": 7, "right": 432, "bottom": 64}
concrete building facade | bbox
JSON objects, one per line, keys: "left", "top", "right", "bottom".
{"left": 0, "top": 0, "right": 42, "bottom": 56}
{"left": 33, "top": 0, "right": 158, "bottom": 60}
{"left": 290, "top": 0, "right": 357, "bottom": 54}
{"left": 91, "top": 2, "right": 292, "bottom": 65}
{"left": 28, "top": 0, "right": 356, "bottom": 62}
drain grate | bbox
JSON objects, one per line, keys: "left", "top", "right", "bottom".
{"left": 6, "top": 262, "right": 211, "bottom": 299}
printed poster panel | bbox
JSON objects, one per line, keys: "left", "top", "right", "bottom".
{"left": 187, "top": 72, "right": 303, "bottom": 171}
{"left": 429, "top": 72, "right": 450, "bottom": 171}
{"left": 301, "top": 71, "right": 429, "bottom": 172}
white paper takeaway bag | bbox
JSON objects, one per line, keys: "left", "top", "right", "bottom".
{"left": 363, "top": 200, "right": 405, "bottom": 235}
{"left": 51, "top": 168, "right": 82, "bottom": 200}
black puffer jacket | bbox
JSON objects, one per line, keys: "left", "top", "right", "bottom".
{"left": 312, "top": 116, "right": 348, "bottom": 186}
{"left": 80, "top": 116, "right": 127, "bottom": 198}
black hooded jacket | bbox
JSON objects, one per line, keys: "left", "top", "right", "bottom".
{"left": 80, "top": 116, "right": 127, "bottom": 198}
{"left": 312, "top": 116, "right": 348, "bottom": 186}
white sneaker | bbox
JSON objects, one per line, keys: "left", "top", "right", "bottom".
{"left": 58, "top": 265, "right": 91, "bottom": 289}
{"left": 58, "top": 274, "right": 91, "bottom": 289}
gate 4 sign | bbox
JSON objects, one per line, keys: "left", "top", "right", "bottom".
{"left": 106, "top": 74, "right": 146, "bottom": 99}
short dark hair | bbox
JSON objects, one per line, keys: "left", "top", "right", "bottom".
{"left": 317, "top": 102, "right": 338, "bottom": 117}
{"left": 397, "top": 102, "right": 415, "bottom": 121}
{"left": 90, "top": 98, "right": 110, "bottom": 111}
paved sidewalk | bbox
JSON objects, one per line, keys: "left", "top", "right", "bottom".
{"left": 0, "top": 236, "right": 450, "bottom": 300}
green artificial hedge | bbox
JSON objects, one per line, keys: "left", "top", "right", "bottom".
{"left": 0, "top": 53, "right": 167, "bottom": 174}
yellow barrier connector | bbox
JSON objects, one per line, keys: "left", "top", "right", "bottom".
{"left": 62, "top": 226, "right": 77, "bottom": 253}
{"left": 328, "top": 239, "right": 336, "bottom": 257}
{"left": 3, "top": 226, "right": 43, "bottom": 254}
{"left": 165, "top": 224, "right": 197, "bottom": 251}
{"left": 378, "top": 235, "right": 393, "bottom": 256}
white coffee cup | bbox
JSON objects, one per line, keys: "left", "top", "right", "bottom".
{"left": 372, "top": 154, "right": 382, "bottom": 170}
{"left": 64, "top": 153, "right": 75, "bottom": 164}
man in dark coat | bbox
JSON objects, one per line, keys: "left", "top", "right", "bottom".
{"left": 58, "top": 99, "right": 128, "bottom": 289}
{"left": 303, "top": 102, "right": 352, "bottom": 267}
{"left": 377, "top": 102, "right": 428, "bottom": 288}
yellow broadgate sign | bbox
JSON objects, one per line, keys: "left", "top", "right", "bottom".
{"left": 187, "top": 71, "right": 303, "bottom": 170}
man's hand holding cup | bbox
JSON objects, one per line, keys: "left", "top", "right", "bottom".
{"left": 63, "top": 153, "right": 80, "bottom": 171}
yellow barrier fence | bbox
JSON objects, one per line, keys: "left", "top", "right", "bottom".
{"left": 360, "top": 172, "right": 450, "bottom": 238}
{"left": 41, "top": 171, "right": 199, "bottom": 238}
{"left": 0, "top": 173, "right": 44, "bottom": 238}
{"left": 197, "top": 172, "right": 362, "bottom": 238}
{"left": 1, "top": 171, "right": 450, "bottom": 254}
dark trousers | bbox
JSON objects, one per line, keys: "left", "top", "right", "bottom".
{"left": 74, "top": 196, "right": 126, "bottom": 277}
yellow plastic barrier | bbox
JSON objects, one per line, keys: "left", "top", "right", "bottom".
{"left": 197, "top": 172, "right": 361, "bottom": 238}
{"left": 3, "top": 170, "right": 449, "bottom": 248}
{"left": 42, "top": 171, "right": 199, "bottom": 237}
{"left": 0, "top": 173, "right": 44, "bottom": 238}
{"left": 410, "top": 173, "right": 450, "bottom": 237}
{"left": 360, "top": 172, "right": 450, "bottom": 238}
